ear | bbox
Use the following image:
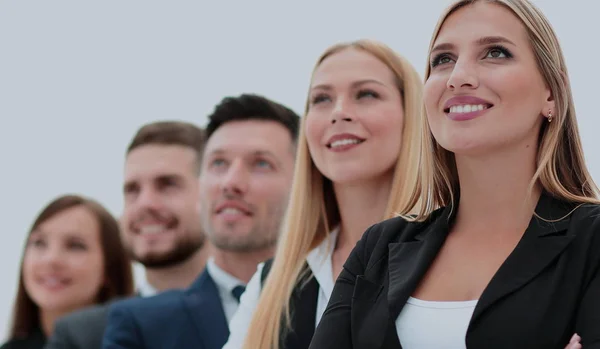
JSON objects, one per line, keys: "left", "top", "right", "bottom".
{"left": 542, "top": 89, "right": 556, "bottom": 121}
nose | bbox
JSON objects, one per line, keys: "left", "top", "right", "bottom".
{"left": 41, "top": 244, "right": 64, "bottom": 267}
{"left": 331, "top": 97, "right": 354, "bottom": 124}
{"left": 221, "top": 160, "right": 249, "bottom": 198}
{"left": 446, "top": 59, "right": 479, "bottom": 90}
{"left": 136, "top": 187, "right": 162, "bottom": 211}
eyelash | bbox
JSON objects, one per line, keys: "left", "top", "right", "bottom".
{"left": 430, "top": 45, "right": 513, "bottom": 68}
{"left": 310, "top": 89, "right": 380, "bottom": 105}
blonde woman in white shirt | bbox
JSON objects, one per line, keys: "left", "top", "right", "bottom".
{"left": 223, "top": 39, "right": 424, "bottom": 349}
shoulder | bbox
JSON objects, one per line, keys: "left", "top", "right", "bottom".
{"left": 110, "top": 290, "right": 183, "bottom": 312}
{"left": 57, "top": 303, "right": 110, "bottom": 327}
{"left": 359, "top": 207, "right": 447, "bottom": 254}
{"left": 0, "top": 333, "right": 44, "bottom": 349}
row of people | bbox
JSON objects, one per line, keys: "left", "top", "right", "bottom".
{"left": 5, "top": 0, "right": 599, "bottom": 348}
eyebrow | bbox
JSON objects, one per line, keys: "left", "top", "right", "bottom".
{"left": 208, "top": 149, "right": 282, "bottom": 165}
{"left": 311, "top": 79, "right": 386, "bottom": 91}
{"left": 430, "top": 36, "right": 516, "bottom": 54}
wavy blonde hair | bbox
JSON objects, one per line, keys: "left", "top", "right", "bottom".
{"left": 405, "top": 0, "right": 599, "bottom": 220}
{"left": 242, "top": 39, "right": 424, "bottom": 349}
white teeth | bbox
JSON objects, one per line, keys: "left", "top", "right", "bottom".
{"left": 221, "top": 207, "right": 244, "bottom": 215}
{"left": 330, "top": 138, "right": 362, "bottom": 148}
{"left": 449, "top": 104, "right": 487, "bottom": 113}
{"left": 139, "top": 225, "right": 166, "bottom": 235}
{"left": 41, "top": 277, "right": 63, "bottom": 287}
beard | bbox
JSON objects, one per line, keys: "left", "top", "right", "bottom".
{"left": 129, "top": 230, "right": 206, "bottom": 268}
{"left": 201, "top": 200, "right": 285, "bottom": 253}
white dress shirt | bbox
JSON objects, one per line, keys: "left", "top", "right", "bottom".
{"left": 223, "top": 228, "right": 339, "bottom": 349}
{"left": 135, "top": 277, "right": 158, "bottom": 297}
{"left": 206, "top": 257, "right": 247, "bottom": 323}
{"left": 396, "top": 297, "right": 478, "bottom": 348}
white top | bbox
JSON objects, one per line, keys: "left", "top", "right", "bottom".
{"left": 206, "top": 257, "right": 247, "bottom": 323}
{"left": 223, "top": 228, "right": 339, "bottom": 349}
{"left": 395, "top": 297, "right": 478, "bottom": 349}
{"left": 135, "top": 276, "right": 158, "bottom": 297}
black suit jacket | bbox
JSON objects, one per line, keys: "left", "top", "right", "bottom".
{"left": 309, "top": 193, "right": 600, "bottom": 348}
{"left": 44, "top": 296, "right": 137, "bottom": 349}
{"left": 43, "top": 303, "right": 110, "bottom": 349}
{"left": 0, "top": 329, "right": 45, "bottom": 349}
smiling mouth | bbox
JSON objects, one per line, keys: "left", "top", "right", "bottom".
{"left": 444, "top": 103, "right": 493, "bottom": 114}
{"left": 327, "top": 138, "right": 365, "bottom": 149}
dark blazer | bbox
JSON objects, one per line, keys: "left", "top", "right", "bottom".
{"left": 0, "top": 329, "right": 45, "bottom": 349}
{"left": 309, "top": 193, "right": 600, "bottom": 349}
{"left": 101, "top": 268, "right": 228, "bottom": 349}
{"left": 261, "top": 259, "right": 320, "bottom": 349}
{"left": 44, "top": 303, "right": 111, "bottom": 349}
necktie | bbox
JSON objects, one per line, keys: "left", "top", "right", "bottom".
{"left": 231, "top": 285, "right": 246, "bottom": 302}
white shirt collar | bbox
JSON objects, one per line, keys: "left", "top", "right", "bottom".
{"left": 136, "top": 276, "right": 158, "bottom": 297}
{"left": 206, "top": 257, "right": 246, "bottom": 294}
{"left": 306, "top": 226, "right": 339, "bottom": 300}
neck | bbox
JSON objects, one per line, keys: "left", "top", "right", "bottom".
{"left": 334, "top": 172, "right": 393, "bottom": 249}
{"left": 212, "top": 246, "right": 275, "bottom": 284}
{"left": 454, "top": 144, "right": 541, "bottom": 234}
{"left": 39, "top": 309, "right": 64, "bottom": 337}
{"left": 145, "top": 244, "right": 211, "bottom": 292}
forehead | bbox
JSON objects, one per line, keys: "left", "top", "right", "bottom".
{"left": 435, "top": 2, "right": 527, "bottom": 47}
{"left": 204, "top": 120, "right": 293, "bottom": 159}
{"left": 36, "top": 206, "right": 98, "bottom": 235}
{"left": 311, "top": 48, "right": 395, "bottom": 87}
{"left": 125, "top": 144, "right": 196, "bottom": 180}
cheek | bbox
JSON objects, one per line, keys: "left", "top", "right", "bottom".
{"left": 424, "top": 74, "right": 446, "bottom": 114}
{"left": 72, "top": 251, "right": 105, "bottom": 284}
{"left": 304, "top": 113, "right": 325, "bottom": 152}
{"left": 369, "top": 106, "right": 404, "bottom": 145}
{"left": 22, "top": 252, "right": 37, "bottom": 286}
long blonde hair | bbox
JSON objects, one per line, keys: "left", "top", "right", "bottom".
{"left": 242, "top": 39, "right": 424, "bottom": 349}
{"left": 405, "top": 0, "right": 600, "bottom": 220}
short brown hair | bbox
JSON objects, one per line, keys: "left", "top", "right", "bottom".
{"left": 8, "top": 195, "right": 134, "bottom": 339}
{"left": 127, "top": 121, "right": 205, "bottom": 174}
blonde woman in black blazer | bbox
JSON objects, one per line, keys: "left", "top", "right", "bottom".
{"left": 309, "top": 0, "right": 599, "bottom": 348}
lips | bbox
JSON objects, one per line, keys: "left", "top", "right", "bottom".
{"left": 131, "top": 216, "right": 177, "bottom": 235}
{"left": 443, "top": 95, "right": 494, "bottom": 113}
{"left": 36, "top": 275, "right": 70, "bottom": 290}
{"left": 326, "top": 133, "right": 366, "bottom": 149}
{"left": 215, "top": 201, "right": 252, "bottom": 216}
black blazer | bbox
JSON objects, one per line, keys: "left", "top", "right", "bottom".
{"left": 261, "top": 259, "right": 320, "bottom": 349}
{"left": 309, "top": 193, "right": 600, "bottom": 348}
{"left": 0, "top": 329, "right": 45, "bottom": 349}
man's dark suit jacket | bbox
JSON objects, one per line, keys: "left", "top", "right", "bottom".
{"left": 43, "top": 303, "right": 112, "bottom": 349}
{"left": 309, "top": 193, "right": 600, "bottom": 349}
{"left": 102, "top": 268, "right": 227, "bottom": 349}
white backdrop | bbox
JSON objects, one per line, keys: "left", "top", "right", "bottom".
{"left": 0, "top": 0, "right": 597, "bottom": 340}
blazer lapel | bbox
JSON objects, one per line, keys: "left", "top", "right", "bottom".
{"left": 350, "top": 207, "right": 453, "bottom": 348}
{"left": 470, "top": 193, "right": 575, "bottom": 327}
{"left": 182, "top": 269, "right": 229, "bottom": 349}
{"left": 387, "top": 206, "right": 454, "bottom": 318}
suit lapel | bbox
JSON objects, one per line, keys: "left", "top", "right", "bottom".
{"left": 350, "top": 207, "right": 453, "bottom": 348}
{"left": 470, "top": 193, "right": 575, "bottom": 326}
{"left": 387, "top": 206, "right": 454, "bottom": 318}
{"left": 182, "top": 269, "right": 229, "bottom": 349}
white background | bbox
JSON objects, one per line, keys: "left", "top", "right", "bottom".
{"left": 0, "top": 0, "right": 596, "bottom": 340}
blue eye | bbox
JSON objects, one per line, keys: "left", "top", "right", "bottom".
{"left": 357, "top": 90, "right": 379, "bottom": 99}
{"left": 311, "top": 94, "right": 330, "bottom": 105}
{"left": 255, "top": 160, "right": 272, "bottom": 169}
{"left": 430, "top": 53, "right": 454, "bottom": 68}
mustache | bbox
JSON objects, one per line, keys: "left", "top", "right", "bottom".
{"left": 129, "top": 208, "right": 177, "bottom": 228}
